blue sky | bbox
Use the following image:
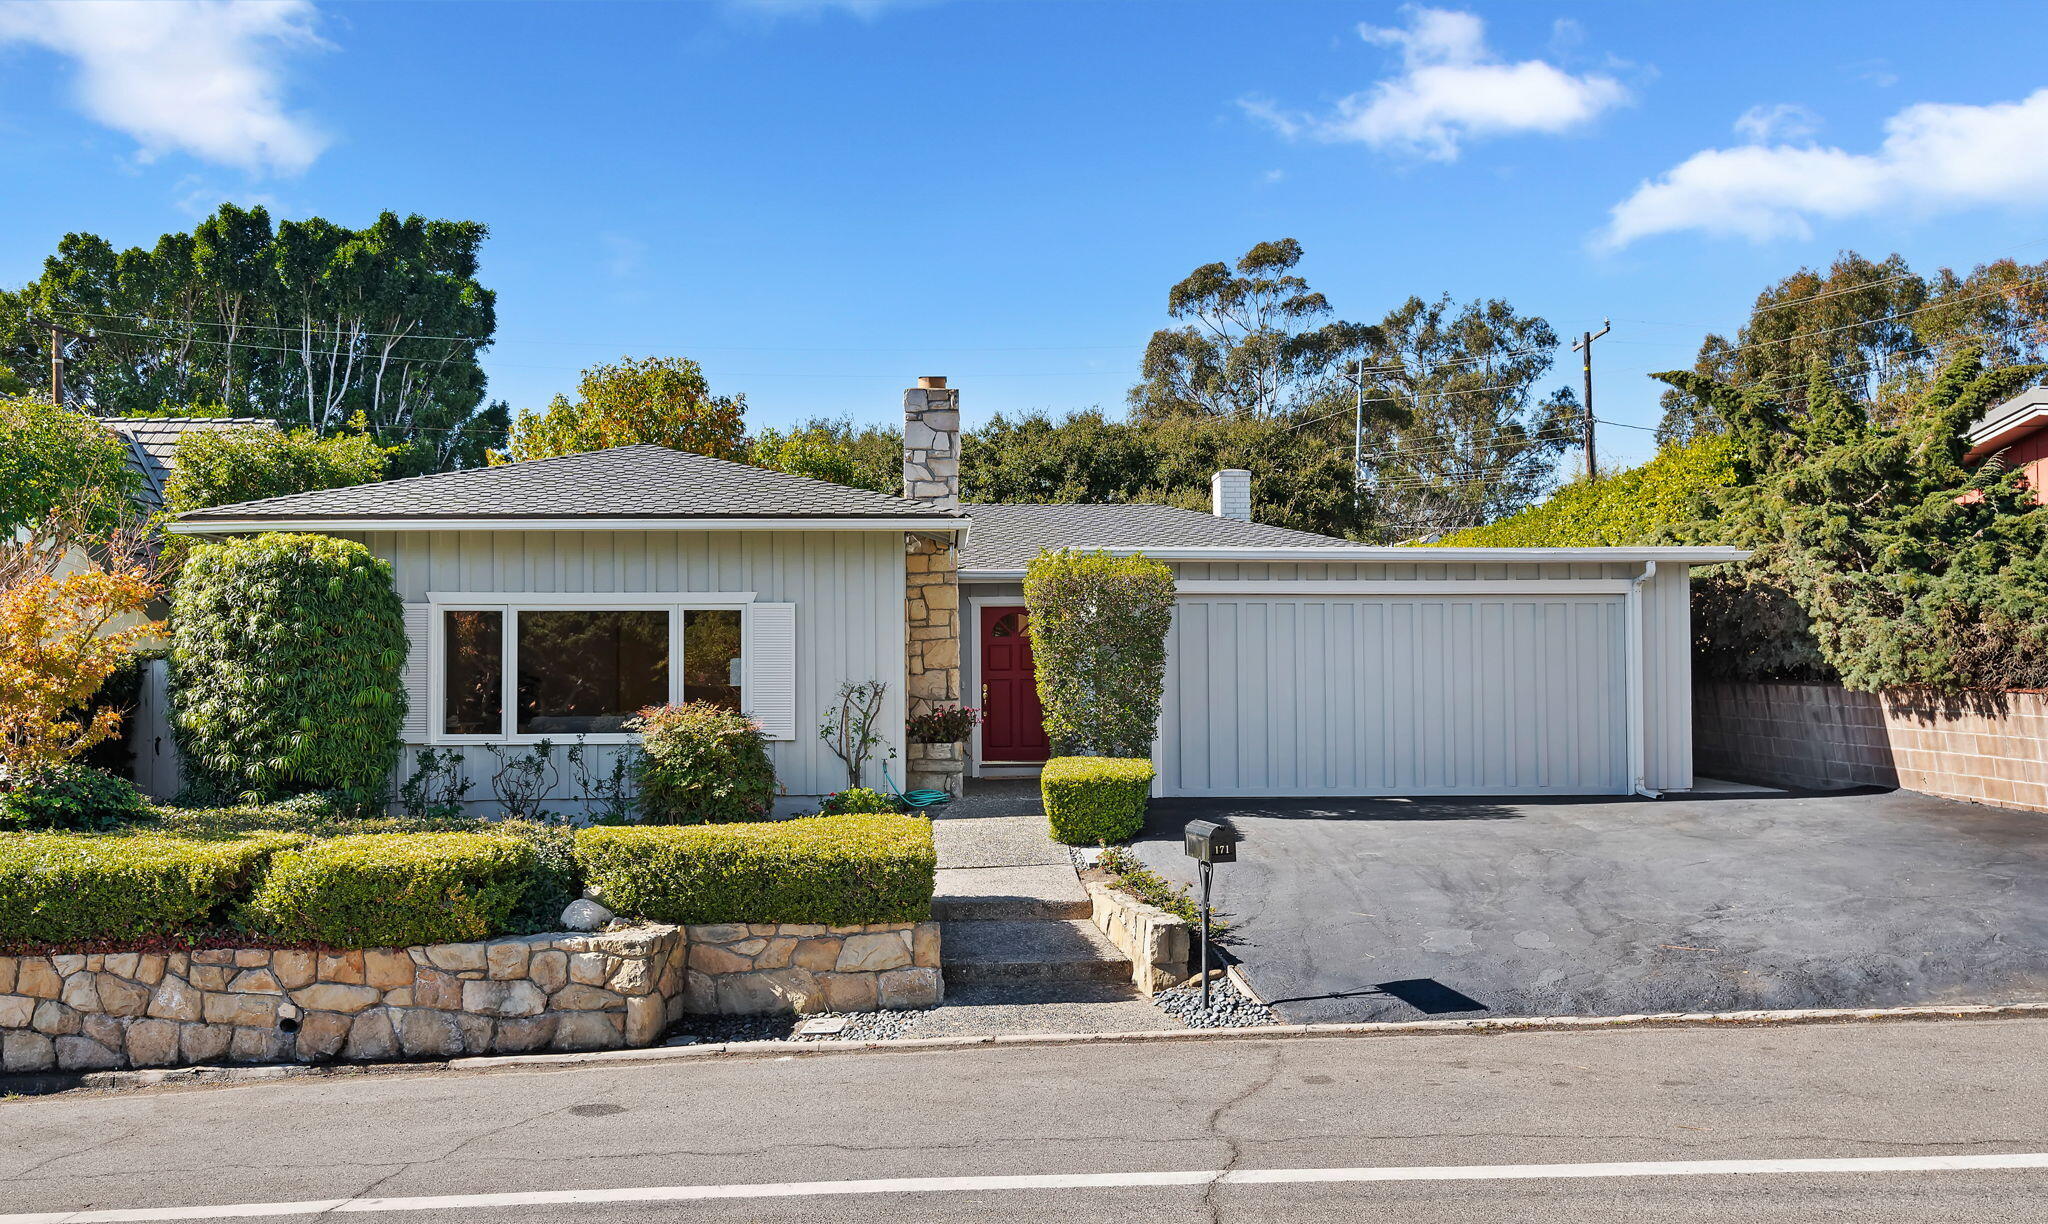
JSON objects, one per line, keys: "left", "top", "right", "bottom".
{"left": 4, "top": 0, "right": 2048, "bottom": 467}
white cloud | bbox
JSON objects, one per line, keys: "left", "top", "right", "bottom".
{"left": 1243, "top": 6, "right": 1629, "bottom": 161}
{"left": 722, "top": 0, "right": 917, "bottom": 19}
{"left": 1734, "top": 103, "right": 1819, "bottom": 143}
{"left": 1602, "top": 88, "right": 2048, "bottom": 248}
{"left": 0, "top": 0, "right": 328, "bottom": 175}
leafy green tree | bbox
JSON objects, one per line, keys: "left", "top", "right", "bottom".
{"left": 504, "top": 356, "right": 745, "bottom": 463}
{"left": 164, "top": 424, "right": 392, "bottom": 513}
{"left": 0, "top": 395, "right": 139, "bottom": 534}
{"left": 747, "top": 416, "right": 901, "bottom": 493}
{"left": 0, "top": 204, "right": 506, "bottom": 472}
{"left": 1130, "top": 238, "right": 1380, "bottom": 420}
{"left": 1655, "top": 252, "right": 2048, "bottom": 443}
{"left": 1657, "top": 346, "right": 2048, "bottom": 691}
{"left": 1434, "top": 435, "right": 1737, "bottom": 548}
{"left": 963, "top": 409, "right": 1375, "bottom": 538}
{"left": 1352, "top": 294, "right": 1578, "bottom": 540}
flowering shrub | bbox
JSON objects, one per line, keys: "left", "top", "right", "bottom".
{"left": 906, "top": 705, "right": 982, "bottom": 744}
{"left": 630, "top": 701, "right": 776, "bottom": 824}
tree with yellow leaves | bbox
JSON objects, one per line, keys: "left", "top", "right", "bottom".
{"left": 500, "top": 356, "right": 746, "bottom": 463}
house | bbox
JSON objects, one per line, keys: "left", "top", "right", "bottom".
{"left": 1962, "top": 384, "right": 2048, "bottom": 501}
{"left": 164, "top": 377, "right": 1742, "bottom": 806}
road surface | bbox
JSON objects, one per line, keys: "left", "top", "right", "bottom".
{"left": 3, "top": 1019, "right": 2045, "bottom": 1222}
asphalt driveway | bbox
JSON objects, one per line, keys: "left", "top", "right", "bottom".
{"left": 1127, "top": 787, "right": 2048, "bottom": 1024}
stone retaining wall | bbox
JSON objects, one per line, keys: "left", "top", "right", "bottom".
{"left": 683, "top": 921, "right": 941, "bottom": 1014}
{"left": 1086, "top": 882, "right": 1190, "bottom": 995}
{"left": 0, "top": 925, "right": 689, "bottom": 1073}
{"left": 1695, "top": 681, "right": 2048, "bottom": 813}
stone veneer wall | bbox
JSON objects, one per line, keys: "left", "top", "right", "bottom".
{"left": 904, "top": 377, "right": 965, "bottom": 797}
{"left": 683, "top": 921, "right": 941, "bottom": 1014}
{"left": 0, "top": 920, "right": 944, "bottom": 1073}
{"left": 1695, "top": 681, "right": 2048, "bottom": 813}
{"left": 1086, "top": 882, "right": 1190, "bottom": 995}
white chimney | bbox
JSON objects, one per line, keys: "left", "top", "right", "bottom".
{"left": 903, "top": 375, "right": 960, "bottom": 509}
{"left": 1211, "top": 469, "right": 1252, "bottom": 522}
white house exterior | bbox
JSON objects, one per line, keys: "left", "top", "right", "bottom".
{"left": 163, "top": 379, "right": 1742, "bottom": 807}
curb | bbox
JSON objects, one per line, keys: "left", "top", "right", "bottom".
{"left": 9, "top": 999, "right": 2046, "bottom": 1097}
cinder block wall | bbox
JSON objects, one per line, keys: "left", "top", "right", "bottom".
{"left": 1694, "top": 681, "right": 2048, "bottom": 813}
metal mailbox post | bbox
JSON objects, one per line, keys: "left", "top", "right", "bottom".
{"left": 1182, "top": 819, "right": 1240, "bottom": 1010}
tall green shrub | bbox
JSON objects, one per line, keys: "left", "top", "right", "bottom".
{"left": 1023, "top": 550, "right": 1175, "bottom": 758}
{"left": 171, "top": 533, "right": 407, "bottom": 802}
{"left": 1432, "top": 435, "right": 1737, "bottom": 548}
{"left": 164, "top": 425, "right": 391, "bottom": 513}
{"left": 0, "top": 395, "right": 139, "bottom": 534}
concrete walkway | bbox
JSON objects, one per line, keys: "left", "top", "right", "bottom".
{"left": 926, "top": 781, "right": 1145, "bottom": 1028}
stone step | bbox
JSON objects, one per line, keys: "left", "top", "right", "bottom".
{"left": 939, "top": 919, "right": 1131, "bottom": 985}
{"left": 934, "top": 866, "right": 1093, "bottom": 922}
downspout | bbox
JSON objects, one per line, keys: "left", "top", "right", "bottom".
{"left": 1627, "top": 560, "right": 1661, "bottom": 798}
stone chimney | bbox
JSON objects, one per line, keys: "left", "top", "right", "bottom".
{"left": 903, "top": 375, "right": 960, "bottom": 509}
{"left": 1211, "top": 469, "right": 1252, "bottom": 522}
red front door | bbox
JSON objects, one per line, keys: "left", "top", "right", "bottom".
{"left": 980, "top": 605, "right": 1049, "bottom": 763}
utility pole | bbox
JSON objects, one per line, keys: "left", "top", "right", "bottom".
{"left": 1571, "top": 319, "right": 1611, "bottom": 480}
{"left": 1351, "top": 356, "right": 1364, "bottom": 487}
{"left": 49, "top": 325, "right": 84, "bottom": 407}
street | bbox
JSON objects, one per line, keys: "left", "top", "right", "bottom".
{"left": 4, "top": 1019, "right": 2045, "bottom": 1222}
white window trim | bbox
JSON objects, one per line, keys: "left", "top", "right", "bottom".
{"left": 426, "top": 592, "right": 756, "bottom": 746}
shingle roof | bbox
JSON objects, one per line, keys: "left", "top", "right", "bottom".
{"left": 99, "top": 417, "right": 276, "bottom": 513}
{"left": 959, "top": 501, "right": 1364, "bottom": 571}
{"left": 172, "top": 444, "right": 966, "bottom": 525}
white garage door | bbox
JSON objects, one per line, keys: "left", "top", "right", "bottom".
{"left": 1160, "top": 595, "right": 1629, "bottom": 797}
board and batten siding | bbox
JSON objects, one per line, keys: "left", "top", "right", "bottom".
{"left": 347, "top": 529, "right": 907, "bottom": 803}
{"left": 962, "top": 558, "right": 1696, "bottom": 795}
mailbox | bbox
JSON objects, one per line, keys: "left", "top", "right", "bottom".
{"left": 1184, "top": 819, "right": 1239, "bottom": 864}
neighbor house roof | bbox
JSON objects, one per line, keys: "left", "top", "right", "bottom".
{"left": 1964, "top": 385, "right": 2048, "bottom": 463}
{"left": 167, "top": 444, "right": 967, "bottom": 532}
{"left": 959, "top": 502, "right": 1372, "bottom": 573}
{"left": 100, "top": 416, "right": 276, "bottom": 514}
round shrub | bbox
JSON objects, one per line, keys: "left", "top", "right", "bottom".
{"left": 629, "top": 702, "right": 775, "bottom": 824}
{"left": 170, "top": 532, "right": 406, "bottom": 804}
{"left": 820, "top": 786, "right": 898, "bottom": 815}
{"left": 0, "top": 765, "right": 146, "bottom": 831}
{"left": 243, "top": 831, "right": 536, "bottom": 947}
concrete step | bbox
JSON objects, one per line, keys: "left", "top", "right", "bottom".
{"left": 940, "top": 918, "right": 1130, "bottom": 985}
{"left": 934, "top": 865, "right": 1092, "bottom": 922}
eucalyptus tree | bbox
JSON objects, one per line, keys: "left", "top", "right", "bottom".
{"left": 0, "top": 204, "right": 506, "bottom": 473}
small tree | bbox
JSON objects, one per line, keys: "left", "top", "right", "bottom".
{"left": 503, "top": 356, "right": 746, "bottom": 462}
{"left": 819, "top": 680, "right": 891, "bottom": 789}
{"left": 0, "top": 395, "right": 139, "bottom": 535}
{"left": 170, "top": 532, "right": 406, "bottom": 802}
{"left": 164, "top": 423, "right": 392, "bottom": 513}
{"left": 0, "top": 507, "right": 162, "bottom": 787}
{"left": 1023, "top": 550, "right": 1175, "bottom": 758}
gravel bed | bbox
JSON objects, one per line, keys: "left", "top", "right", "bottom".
{"left": 1152, "top": 976, "right": 1279, "bottom": 1029}
{"left": 665, "top": 1009, "right": 931, "bottom": 1044}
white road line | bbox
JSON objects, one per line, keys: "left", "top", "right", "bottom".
{"left": 5, "top": 1154, "right": 2044, "bottom": 1222}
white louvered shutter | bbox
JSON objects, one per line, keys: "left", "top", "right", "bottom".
{"left": 399, "top": 603, "right": 433, "bottom": 742}
{"left": 743, "top": 602, "right": 798, "bottom": 740}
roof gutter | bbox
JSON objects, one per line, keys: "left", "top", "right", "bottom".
{"left": 164, "top": 515, "right": 970, "bottom": 536}
{"left": 959, "top": 545, "right": 1748, "bottom": 582}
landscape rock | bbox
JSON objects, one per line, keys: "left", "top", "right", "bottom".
{"left": 560, "top": 899, "right": 614, "bottom": 932}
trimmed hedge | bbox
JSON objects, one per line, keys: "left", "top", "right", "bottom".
{"left": 576, "top": 815, "right": 936, "bottom": 925}
{"left": 1042, "top": 756, "right": 1155, "bottom": 846}
{"left": 0, "top": 832, "right": 296, "bottom": 946}
{"left": 243, "top": 832, "right": 536, "bottom": 948}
